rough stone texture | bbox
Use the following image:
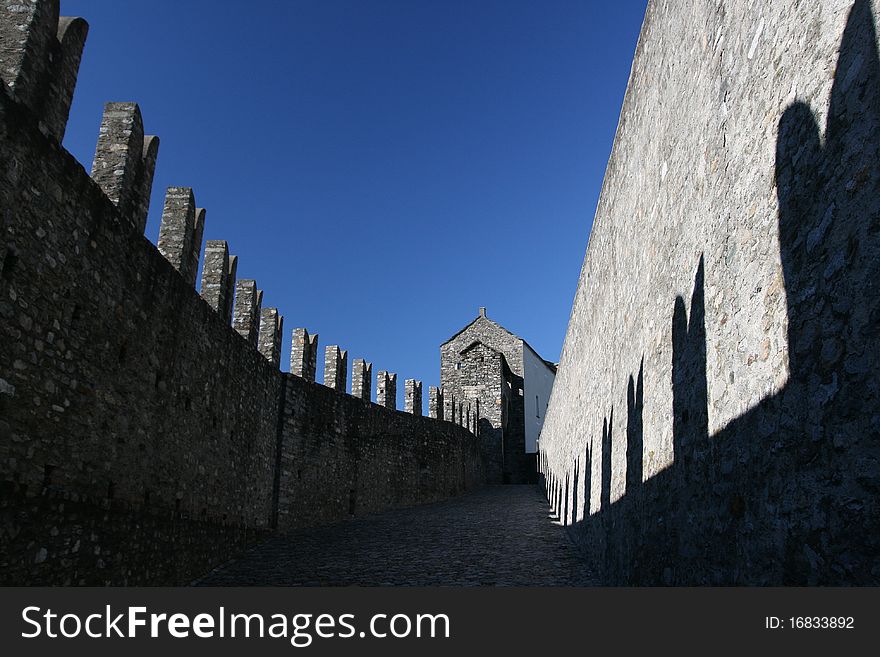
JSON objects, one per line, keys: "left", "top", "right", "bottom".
{"left": 289, "top": 327, "right": 318, "bottom": 382}
{"left": 257, "top": 307, "right": 283, "bottom": 367}
{"left": 404, "top": 378, "right": 422, "bottom": 415}
{"left": 323, "top": 345, "right": 347, "bottom": 392}
{"left": 442, "top": 389, "right": 455, "bottom": 426}
{"left": 223, "top": 254, "right": 237, "bottom": 323}
{"left": 199, "top": 239, "right": 231, "bottom": 319}
{"left": 428, "top": 385, "right": 443, "bottom": 419}
{"left": 89, "top": 102, "right": 158, "bottom": 234}
{"left": 199, "top": 487, "right": 594, "bottom": 586}
{"left": 351, "top": 358, "right": 372, "bottom": 401}
{"left": 440, "top": 310, "right": 555, "bottom": 483}
{"left": 0, "top": 1, "right": 486, "bottom": 584}
{"left": 157, "top": 186, "right": 203, "bottom": 287}
{"left": 0, "top": 0, "right": 87, "bottom": 142}
{"left": 0, "top": 483, "right": 270, "bottom": 586}
{"left": 275, "top": 372, "right": 482, "bottom": 532}
{"left": 231, "top": 279, "right": 259, "bottom": 346}
{"left": 0, "top": 71, "right": 280, "bottom": 584}
{"left": 540, "top": 0, "right": 880, "bottom": 585}
{"left": 190, "top": 208, "right": 205, "bottom": 286}
{"left": 376, "top": 370, "right": 396, "bottom": 410}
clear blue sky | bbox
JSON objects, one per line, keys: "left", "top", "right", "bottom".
{"left": 61, "top": 0, "right": 647, "bottom": 410}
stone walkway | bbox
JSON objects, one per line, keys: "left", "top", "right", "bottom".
{"left": 197, "top": 485, "right": 595, "bottom": 586}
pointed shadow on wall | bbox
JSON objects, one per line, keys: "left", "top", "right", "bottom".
{"left": 544, "top": 0, "right": 880, "bottom": 585}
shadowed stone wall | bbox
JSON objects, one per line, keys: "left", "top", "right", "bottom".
{"left": 0, "top": 0, "right": 483, "bottom": 585}
{"left": 540, "top": 0, "right": 880, "bottom": 585}
{"left": 275, "top": 374, "right": 482, "bottom": 531}
{"left": 0, "top": 39, "right": 282, "bottom": 581}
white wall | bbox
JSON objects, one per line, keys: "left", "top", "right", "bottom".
{"left": 522, "top": 345, "right": 555, "bottom": 453}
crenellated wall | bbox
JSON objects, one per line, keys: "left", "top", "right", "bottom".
{"left": 0, "top": 0, "right": 482, "bottom": 586}
{"left": 275, "top": 374, "right": 481, "bottom": 531}
{"left": 539, "top": 0, "right": 880, "bottom": 585}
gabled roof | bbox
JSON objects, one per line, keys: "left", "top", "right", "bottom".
{"left": 441, "top": 311, "right": 518, "bottom": 347}
{"left": 442, "top": 309, "right": 556, "bottom": 375}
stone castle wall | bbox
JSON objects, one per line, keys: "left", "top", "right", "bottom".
{"left": 276, "top": 374, "right": 481, "bottom": 531}
{"left": 540, "top": 0, "right": 880, "bottom": 585}
{"left": 0, "top": 0, "right": 482, "bottom": 585}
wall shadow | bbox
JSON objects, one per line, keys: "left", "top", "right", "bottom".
{"left": 542, "top": 0, "right": 880, "bottom": 585}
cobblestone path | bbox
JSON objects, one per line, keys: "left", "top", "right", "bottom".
{"left": 197, "top": 485, "right": 595, "bottom": 586}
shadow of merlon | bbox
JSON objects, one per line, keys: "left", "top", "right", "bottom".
{"left": 552, "top": 0, "right": 880, "bottom": 585}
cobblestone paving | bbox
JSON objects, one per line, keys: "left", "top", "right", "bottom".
{"left": 197, "top": 486, "right": 596, "bottom": 586}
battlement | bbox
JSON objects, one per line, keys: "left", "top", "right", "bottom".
{"left": 428, "top": 386, "right": 443, "bottom": 419}
{"left": 288, "top": 329, "right": 453, "bottom": 421}
{"left": 0, "top": 0, "right": 471, "bottom": 429}
{"left": 352, "top": 358, "right": 372, "bottom": 400}
{"left": 324, "top": 345, "right": 348, "bottom": 392}
{"left": 258, "top": 308, "right": 284, "bottom": 367}
{"left": 0, "top": 0, "right": 482, "bottom": 585}
{"left": 157, "top": 187, "right": 205, "bottom": 287}
{"left": 232, "top": 280, "right": 261, "bottom": 345}
{"left": 404, "top": 379, "right": 422, "bottom": 415}
{"left": 201, "top": 240, "right": 234, "bottom": 321}
{"left": 377, "top": 371, "right": 397, "bottom": 410}
{"left": 443, "top": 390, "right": 456, "bottom": 425}
{"left": 0, "top": 0, "right": 87, "bottom": 141}
{"left": 90, "top": 103, "right": 158, "bottom": 233}
{"left": 290, "top": 328, "right": 319, "bottom": 382}
{"left": 0, "top": 0, "right": 286, "bottom": 370}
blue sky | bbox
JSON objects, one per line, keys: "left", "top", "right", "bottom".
{"left": 61, "top": 0, "right": 647, "bottom": 409}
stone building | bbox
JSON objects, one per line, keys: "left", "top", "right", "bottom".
{"left": 441, "top": 308, "right": 556, "bottom": 484}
